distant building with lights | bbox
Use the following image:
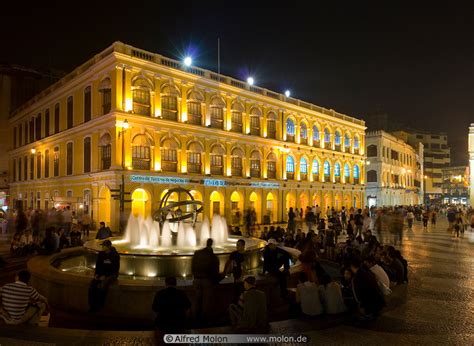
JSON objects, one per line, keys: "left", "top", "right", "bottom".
{"left": 365, "top": 130, "right": 423, "bottom": 207}
{"left": 392, "top": 131, "right": 450, "bottom": 204}
{"left": 441, "top": 166, "right": 469, "bottom": 205}
{"left": 7, "top": 42, "right": 366, "bottom": 230}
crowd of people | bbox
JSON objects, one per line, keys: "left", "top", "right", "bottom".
{"left": 1, "top": 202, "right": 473, "bottom": 332}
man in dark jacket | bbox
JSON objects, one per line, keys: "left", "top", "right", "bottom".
{"left": 263, "top": 238, "right": 291, "bottom": 298}
{"left": 350, "top": 257, "right": 385, "bottom": 320}
{"left": 354, "top": 209, "right": 364, "bottom": 237}
{"left": 96, "top": 222, "right": 112, "bottom": 240}
{"left": 88, "top": 240, "right": 120, "bottom": 313}
{"left": 191, "top": 238, "right": 221, "bottom": 325}
{"left": 152, "top": 276, "right": 191, "bottom": 333}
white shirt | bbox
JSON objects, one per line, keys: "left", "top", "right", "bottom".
{"left": 370, "top": 264, "right": 391, "bottom": 296}
{"left": 297, "top": 281, "right": 323, "bottom": 316}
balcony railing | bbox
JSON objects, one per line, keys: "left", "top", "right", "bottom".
{"left": 324, "top": 174, "right": 330, "bottom": 182}
{"left": 161, "top": 109, "right": 177, "bottom": 121}
{"left": 232, "top": 168, "right": 242, "bottom": 176}
{"left": 300, "top": 138, "right": 307, "bottom": 145}
{"left": 287, "top": 134, "right": 295, "bottom": 142}
{"left": 334, "top": 176, "right": 341, "bottom": 183}
{"left": 354, "top": 148, "right": 360, "bottom": 155}
{"left": 211, "top": 119, "right": 224, "bottom": 129}
{"left": 335, "top": 145, "right": 341, "bottom": 151}
{"left": 231, "top": 124, "right": 242, "bottom": 133}
{"left": 250, "top": 169, "right": 260, "bottom": 178}
{"left": 211, "top": 166, "right": 223, "bottom": 175}
{"left": 162, "top": 161, "right": 177, "bottom": 172}
{"left": 353, "top": 178, "right": 360, "bottom": 184}
{"left": 313, "top": 173, "right": 319, "bottom": 182}
{"left": 267, "top": 170, "right": 276, "bottom": 179}
{"left": 187, "top": 163, "right": 202, "bottom": 174}
{"left": 287, "top": 172, "right": 295, "bottom": 180}
{"left": 313, "top": 141, "right": 320, "bottom": 148}
{"left": 267, "top": 131, "right": 276, "bottom": 139}
{"left": 132, "top": 159, "right": 150, "bottom": 170}
{"left": 300, "top": 173, "right": 307, "bottom": 181}
{"left": 187, "top": 114, "right": 202, "bottom": 125}
{"left": 250, "top": 128, "right": 260, "bottom": 136}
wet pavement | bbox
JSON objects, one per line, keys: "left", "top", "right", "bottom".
{"left": 306, "top": 217, "right": 474, "bottom": 345}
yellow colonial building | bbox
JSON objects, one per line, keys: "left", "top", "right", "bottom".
{"left": 8, "top": 42, "right": 366, "bottom": 230}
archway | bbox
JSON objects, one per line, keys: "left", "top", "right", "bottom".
{"left": 285, "top": 191, "right": 296, "bottom": 219}
{"left": 249, "top": 191, "right": 261, "bottom": 224}
{"left": 312, "top": 193, "right": 321, "bottom": 208}
{"left": 230, "top": 191, "right": 243, "bottom": 225}
{"left": 265, "top": 192, "right": 277, "bottom": 224}
{"left": 188, "top": 190, "right": 203, "bottom": 221}
{"left": 160, "top": 189, "right": 178, "bottom": 205}
{"left": 334, "top": 193, "right": 342, "bottom": 211}
{"left": 98, "top": 186, "right": 111, "bottom": 226}
{"left": 323, "top": 193, "right": 332, "bottom": 215}
{"left": 131, "top": 188, "right": 151, "bottom": 218}
{"left": 344, "top": 194, "right": 351, "bottom": 209}
{"left": 210, "top": 191, "right": 223, "bottom": 218}
{"left": 354, "top": 193, "right": 361, "bottom": 209}
{"left": 299, "top": 192, "right": 309, "bottom": 211}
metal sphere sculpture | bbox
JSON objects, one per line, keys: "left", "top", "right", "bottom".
{"left": 153, "top": 187, "right": 203, "bottom": 225}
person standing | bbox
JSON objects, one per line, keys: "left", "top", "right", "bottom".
{"left": 81, "top": 213, "right": 91, "bottom": 239}
{"left": 354, "top": 209, "right": 364, "bottom": 237}
{"left": 287, "top": 207, "right": 296, "bottom": 232}
{"left": 0, "top": 270, "right": 48, "bottom": 325}
{"left": 262, "top": 239, "right": 291, "bottom": 298}
{"left": 341, "top": 207, "right": 347, "bottom": 232}
{"left": 191, "top": 238, "right": 221, "bottom": 325}
{"left": 224, "top": 239, "right": 247, "bottom": 302}
{"left": 152, "top": 276, "right": 191, "bottom": 333}
{"left": 88, "top": 240, "right": 120, "bottom": 313}
{"left": 406, "top": 210, "right": 415, "bottom": 230}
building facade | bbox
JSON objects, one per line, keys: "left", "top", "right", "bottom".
{"left": 392, "top": 131, "right": 450, "bottom": 204}
{"left": 469, "top": 124, "right": 474, "bottom": 206}
{"left": 441, "top": 166, "right": 469, "bottom": 205}
{"left": 8, "top": 42, "right": 366, "bottom": 230}
{"left": 365, "top": 131, "right": 423, "bottom": 207}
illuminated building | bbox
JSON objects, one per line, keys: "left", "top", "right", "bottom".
{"left": 8, "top": 42, "right": 366, "bottom": 230}
{"left": 441, "top": 166, "right": 469, "bottom": 205}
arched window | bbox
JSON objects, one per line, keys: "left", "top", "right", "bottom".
{"left": 250, "top": 151, "right": 261, "bottom": 178}
{"left": 84, "top": 86, "right": 92, "bottom": 122}
{"left": 313, "top": 126, "right": 320, "bottom": 147}
{"left": 161, "top": 84, "right": 179, "bottom": 120}
{"left": 286, "top": 119, "right": 295, "bottom": 142}
{"left": 99, "top": 133, "right": 112, "bottom": 170}
{"left": 99, "top": 78, "right": 111, "bottom": 115}
{"left": 249, "top": 108, "right": 261, "bottom": 136}
{"left": 54, "top": 103, "right": 60, "bottom": 134}
{"left": 231, "top": 148, "right": 244, "bottom": 176}
{"left": 344, "top": 163, "right": 350, "bottom": 182}
{"left": 210, "top": 145, "right": 225, "bottom": 175}
{"left": 300, "top": 123, "right": 308, "bottom": 144}
{"left": 36, "top": 152, "right": 42, "bottom": 179}
{"left": 324, "top": 161, "right": 330, "bottom": 181}
{"left": 286, "top": 156, "right": 295, "bottom": 179}
{"left": 187, "top": 142, "right": 203, "bottom": 173}
{"left": 267, "top": 152, "right": 277, "bottom": 179}
{"left": 187, "top": 90, "right": 203, "bottom": 125}
{"left": 231, "top": 102, "right": 244, "bottom": 133}
{"left": 367, "top": 144, "right": 377, "bottom": 157}
{"left": 132, "top": 134, "right": 152, "bottom": 170}
{"left": 53, "top": 147, "right": 59, "bottom": 177}
{"left": 344, "top": 134, "right": 350, "bottom": 149}
{"left": 134, "top": 80, "right": 152, "bottom": 116}
{"left": 300, "top": 157, "right": 308, "bottom": 180}
{"left": 334, "top": 163, "right": 341, "bottom": 182}
{"left": 161, "top": 138, "right": 179, "bottom": 172}
{"left": 353, "top": 165, "right": 360, "bottom": 184}
{"left": 334, "top": 131, "right": 341, "bottom": 150}
{"left": 354, "top": 136, "right": 360, "bottom": 154}
{"left": 266, "top": 111, "right": 277, "bottom": 139}
{"left": 66, "top": 142, "right": 73, "bottom": 175}
{"left": 44, "top": 150, "right": 49, "bottom": 178}
{"left": 67, "top": 96, "right": 73, "bottom": 129}
{"left": 210, "top": 96, "right": 225, "bottom": 129}
{"left": 324, "top": 128, "right": 331, "bottom": 145}
{"left": 83, "top": 137, "right": 91, "bottom": 173}
{"left": 312, "top": 160, "right": 319, "bottom": 181}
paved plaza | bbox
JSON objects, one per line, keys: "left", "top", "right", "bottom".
{"left": 0, "top": 217, "right": 473, "bottom": 345}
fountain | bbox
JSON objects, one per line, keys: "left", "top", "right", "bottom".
{"left": 81, "top": 187, "right": 266, "bottom": 277}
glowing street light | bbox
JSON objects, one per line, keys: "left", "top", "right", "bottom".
{"left": 122, "top": 119, "right": 129, "bottom": 129}
{"left": 247, "top": 77, "right": 254, "bottom": 85}
{"left": 285, "top": 90, "right": 291, "bottom": 97}
{"left": 30, "top": 148, "right": 36, "bottom": 154}
{"left": 183, "top": 56, "right": 192, "bottom": 67}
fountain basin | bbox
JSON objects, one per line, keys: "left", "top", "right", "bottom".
{"left": 83, "top": 236, "right": 267, "bottom": 277}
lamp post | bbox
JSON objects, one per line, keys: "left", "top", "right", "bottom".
{"left": 423, "top": 175, "right": 428, "bottom": 206}
{"left": 121, "top": 119, "right": 129, "bottom": 169}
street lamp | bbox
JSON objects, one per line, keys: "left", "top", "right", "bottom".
{"left": 247, "top": 77, "right": 254, "bottom": 85}
{"left": 183, "top": 56, "right": 192, "bottom": 67}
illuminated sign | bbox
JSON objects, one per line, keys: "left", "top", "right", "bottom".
{"left": 130, "top": 175, "right": 190, "bottom": 184}
{"left": 250, "top": 182, "right": 280, "bottom": 189}
{"left": 203, "top": 179, "right": 227, "bottom": 187}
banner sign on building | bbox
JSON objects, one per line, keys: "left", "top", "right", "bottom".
{"left": 130, "top": 175, "right": 190, "bottom": 184}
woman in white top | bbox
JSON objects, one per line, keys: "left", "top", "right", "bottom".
{"left": 296, "top": 272, "right": 323, "bottom": 317}
{"left": 318, "top": 274, "right": 347, "bottom": 314}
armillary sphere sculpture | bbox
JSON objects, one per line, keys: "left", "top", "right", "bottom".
{"left": 153, "top": 187, "right": 203, "bottom": 225}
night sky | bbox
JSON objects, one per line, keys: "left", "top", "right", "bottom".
{"left": 2, "top": 2, "right": 472, "bottom": 165}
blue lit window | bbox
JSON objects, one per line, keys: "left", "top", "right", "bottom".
{"left": 353, "top": 165, "right": 360, "bottom": 178}
{"left": 354, "top": 136, "right": 360, "bottom": 149}
{"left": 300, "top": 158, "right": 307, "bottom": 173}
{"left": 312, "top": 160, "right": 319, "bottom": 174}
{"left": 313, "top": 126, "right": 320, "bottom": 141}
{"left": 334, "top": 163, "right": 341, "bottom": 177}
{"left": 286, "top": 119, "right": 295, "bottom": 136}
{"left": 324, "top": 128, "right": 330, "bottom": 143}
{"left": 335, "top": 132, "right": 341, "bottom": 145}
{"left": 324, "top": 161, "right": 330, "bottom": 176}
{"left": 344, "top": 164, "right": 350, "bottom": 177}
{"left": 286, "top": 156, "right": 295, "bottom": 173}
{"left": 345, "top": 134, "right": 350, "bottom": 147}
{"left": 300, "top": 123, "right": 307, "bottom": 139}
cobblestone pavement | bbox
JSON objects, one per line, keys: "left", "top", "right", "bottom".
{"left": 306, "top": 217, "right": 474, "bottom": 345}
